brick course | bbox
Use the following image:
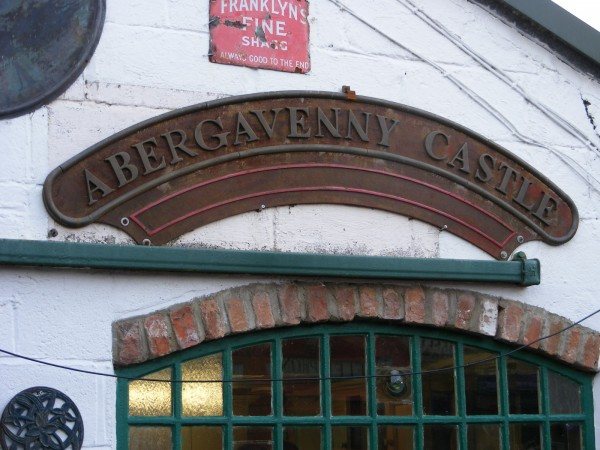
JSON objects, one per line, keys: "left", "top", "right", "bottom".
{"left": 428, "top": 290, "right": 450, "bottom": 326}
{"left": 382, "top": 287, "right": 404, "bottom": 320}
{"left": 358, "top": 286, "right": 379, "bottom": 318}
{"left": 404, "top": 286, "right": 425, "bottom": 324}
{"left": 252, "top": 291, "right": 276, "bottom": 329}
{"left": 199, "top": 297, "right": 227, "bottom": 340}
{"left": 541, "top": 316, "right": 568, "bottom": 357}
{"left": 278, "top": 284, "right": 303, "bottom": 325}
{"left": 305, "top": 284, "right": 330, "bottom": 322}
{"left": 522, "top": 314, "right": 543, "bottom": 349}
{"left": 225, "top": 297, "right": 250, "bottom": 334}
{"left": 113, "top": 282, "right": 600, "bottom": 372}
{"left": 114, "top": 319, "right": 147, "bottom": 366}
{"left": 454, "top": 293, "right": 476, "bottom": 330}
{"left": 497, "top": 303, "right": 524, "bottom": 342}
{"left": 169, "top": 304, "right": 202, "bottom": 349}
{"left": 332, "top": 285, "right": 357, "bottom": 321}
{"left": 143, "top": 314, "right": 174, "bottom": 358}
{"left": 583, "top": 333, "right": 600, "bottom": 369}
{"left": 476, "top": 296, "right": 498, "bottom": 337}
{"left": 563, "top": 328, "right": 581, "bottom": 364}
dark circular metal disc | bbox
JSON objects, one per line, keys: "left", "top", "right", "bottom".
{"left": 0, "top": 0, "right": 106, "bottom": 119}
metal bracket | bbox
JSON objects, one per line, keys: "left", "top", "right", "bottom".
{"left": 512, "top": 251, "right": 541, "bottom": 286}
{"left": 342, "top": 85, "right": 357, "bottom": 100}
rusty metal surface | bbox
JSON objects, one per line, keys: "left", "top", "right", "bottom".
{"left": 209, "top": 0, "right": 310, "bottom": 73}
{"left": 43, "top": 91, "right": 579, "bottom": 260}
{"left": 0, "top": 0, "right": 105, "bottom": 119}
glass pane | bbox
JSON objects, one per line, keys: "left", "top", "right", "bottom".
{"left": 424, "top": 425, "right": 457, "bottom": 450}
{"left": 233, "top": 343, "right": 272, "bottom": 415}
{"left": 464, "top": 346, "right": 498, "bottom": 415}
{"left": 182, "top": 353, "right": 223, "bottom": 416}
{"left": 507, "top": 358, "right": 540, "bottom": 414}
{"left": 549, "top": 371, "right": 582, "bottom": 414}
{"left": 233, "top": 426, "right": 273, "bottom": 450}
{"left": 378, "top": 425, "right": 414, "bottom": 450}
{"left": 421, "top": 339, "right": 455, "bottom": 415}
{"left": 468, "top": 424, "right": 500, "bottom": 450}
{"left": 182, "top": 426, "right": 223, "bottom": 450}
{"left": 129, "top": 367, "right": 172, "bottom": 416}
{"left": 284, "top": 427, "right": 322, "bottom": 450}
{"left": 551, "top": 423, "right": 582, "bottom": 449}
{"left": 330, "top": 335, "right": 367, "bottom": 416}
{"left": 332, "top": 426, "right": 369, "bottom": 450}
{"left": 283, "top": 337, "right": 320, "bottom": 416}
{"left": 129, "top": 426, "right": 171, "bottom": 450}
{"left": 376, "top": 336, "right": 412, "bottom": 416}
{"left": 509, "top": 423, "right": 542, "bottom": 450}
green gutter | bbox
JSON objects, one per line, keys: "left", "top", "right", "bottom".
{"left": 0, "top": 239, "right": 540, "bottom": 286}
{"left": 501, "top": 0, "right": 600, "bottom": 64}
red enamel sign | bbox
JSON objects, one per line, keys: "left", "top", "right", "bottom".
{"left": 209, "top": 0, "right": 310, "bottom": 73}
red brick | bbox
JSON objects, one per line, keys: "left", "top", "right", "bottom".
{"left": 225, "top": 297, "right": 249, "bottom": 333}
{"left": 279, "top": 284, "right": 302, "bottom": 325}
{"left": 582, "top": 334, "right": 600, "bottom": 369}
{"left": 522, "top": 316, "right": 543, "bottom": 349}
{"left": 144, "top": 314, "right": 173, "bottom": 358}
{"left": 454, "top": 293, "right": 476, "bottom": 330}
{"left": 305, "top": 285, "right": 329, "bottom": 322}
{"left": 430, "top": 290, "right": 449, "bottom": 326}
{"left": 252, "top": 291, "right": 275, "bottom": 329}
{"left": 115, "top": 320, "right": 146, "bottom": 366}
{"left": 169, "top": 305, "right": 201, "bottom": 349}
{"left": 405, "top": 286, "right": 425, "bottom": 323}
{"left": 358, "top": 286, "right": 378, "bottom": 318}
{"left": 199, "top": 298, "right": 227, "bottom": 340}
{"left": 333, "top": 286, "right": 356, "bottom": 321}
{"left": 541, "top": 318, "right": 566, "bottom": 356}
{"left": 382, "top": 288, "right": 403, "bottom": 320}
{"left": 497, "top": 303, "right": 524, "bottom": 342}
{"left": 562, "top": 328, "right": 581, "bottom": 364}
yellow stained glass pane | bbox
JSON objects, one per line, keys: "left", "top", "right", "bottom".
{"left": 182, "top": 353, "right": 223, "bottom": 416}
{"left": 129, "top": 368, "right": 172, "bottom": 416}
{"left": 182, "top": 426, "right": 223, "bottom": 450}
{"left": 129, "top": 426, "right": 171, "bottom": 450}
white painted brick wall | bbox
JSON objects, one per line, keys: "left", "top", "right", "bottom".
{"left": 48, "top": 101, "right": 171, "bottom": 168}
{"left": 0, "top": 115, "right": 34, "bottom": 183}
{"left": 271, "top": 205, "right": 439, "bottom": 257}
{"left": 1, "top": 0, "right": 600, "bottom": 446}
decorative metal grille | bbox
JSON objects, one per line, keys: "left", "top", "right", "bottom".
{"left": 1, "top": 387, "right": 84, "bottom": 450}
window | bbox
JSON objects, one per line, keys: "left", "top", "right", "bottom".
{"left": 117, "top": 323, "right": 594, "bottom": 449}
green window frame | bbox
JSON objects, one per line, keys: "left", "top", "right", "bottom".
{"left": 116, "top": 323, "right": 595, "bottom": 449}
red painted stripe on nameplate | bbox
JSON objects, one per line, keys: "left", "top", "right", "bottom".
{"left": 132, "top": 184, "right": 510, "bottom": 248}
{"left": 130, "top": 163, "right": 515, "bottom": 241}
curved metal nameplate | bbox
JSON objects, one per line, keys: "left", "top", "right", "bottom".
{"left": 43, "top": 91, "right": 578, "bottom": 259}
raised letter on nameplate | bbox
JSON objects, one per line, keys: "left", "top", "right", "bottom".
{"left": 209, "top": 0, "right": 310, "bottom": 73}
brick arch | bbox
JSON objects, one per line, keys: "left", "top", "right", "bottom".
{"left": 113, "top": 282, "right": 600, "bottom": 372}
